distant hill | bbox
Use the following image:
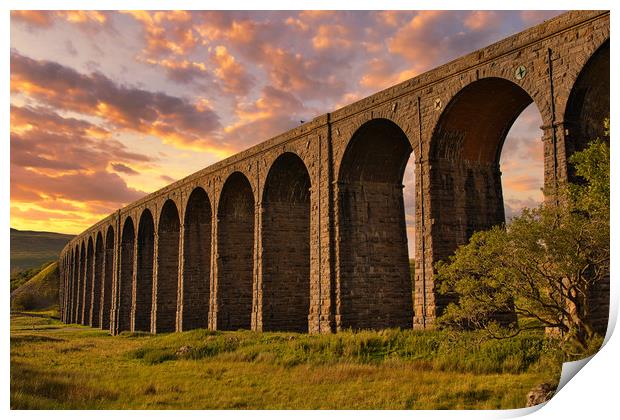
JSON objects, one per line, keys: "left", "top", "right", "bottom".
{"left": 11, "top": 261, "right": 59, "bottom": 311}
{"left": 10, "top": 228, "right": 74, "bottom": 274}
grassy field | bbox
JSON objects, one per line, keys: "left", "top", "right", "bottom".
{"left": 10, "top": 311, "right": 562, "bottom": 410}
{"left": 11, "top": 262, "right": 59, "bottom": 310}
{"left": 10, "top": 228, "right": 73, "bottom": 274}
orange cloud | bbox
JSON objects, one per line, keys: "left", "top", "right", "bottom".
{"left": 122, "top": 10, "right": 198, "bottom": 57}
{"left": 10, "top": 11, "right": 53, "bottom": 27}
{"left": 464, "top": 11, "right": 499, "bottom": 31}
{"left": 212, "top": 45, "right": 254, "bottom": 95}
{"left": 502, "top": 175, "right": 543, "bottom": 193}
{"left": 312, "top": 25, "right": 352, "bottom": 50}
{"left": 11, "top": 51, "right": 223, "bottom": 152}
{"left": 359, "top": 58, "right": 416, "bottom": 90}
{"left": 11, "top": 10, "right": 110, "bottom": 32}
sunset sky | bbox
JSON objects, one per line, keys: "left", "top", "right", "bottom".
{"left": 10, "top": 10, "right": 561, "bottom": 255}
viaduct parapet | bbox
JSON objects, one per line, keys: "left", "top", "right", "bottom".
{"left": 58, "top": 11, "right": 610, "bottom": 335}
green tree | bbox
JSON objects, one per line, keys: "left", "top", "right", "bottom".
{"left": 436, "top": 119, "right": 609, "bottom": 357}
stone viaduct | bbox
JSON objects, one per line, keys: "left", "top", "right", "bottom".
{"left": 58, "top": 11, "right": 609, "bottom": 335}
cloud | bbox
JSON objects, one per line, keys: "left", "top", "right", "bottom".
{"left": 311, "top": 24, "right": 352, "bottom": 51}
{"left": 211, "top": 45, "right": 255, "bottom": 95}
{"left": 11, "top": 165, "right": 146, "bottom": 205}
{"left": 111, "top": 163, "right": 139, "bottom": 175}
{"left": 11, "top": 50, "right": 223, "bottom": 151}
{"left": 121, "top": 10, "right": 197, "bottom": 57}
{"left": 11, "top": 10, "right": 110, "bottom": 32}
{"left": 504, "top": 196, "right": 542, "bottom": 220}
{"left": 502, "top": 175, "right": 543, "bottom": 193}
{"left": 11, "top": 105, "right": 151, "bottom": 212}
{"left": 142, "top": 57, "right": 209, "bottom": 85}
{"left": 520, "top": 11, "right": 563, "bottom": 25}
{"left": 388, "top": 11, "right": 514, "bottom": 74}
{"left": 10, "top": 105, "right": 151, "bottom": 172}
{"left": 11, "top": 11, "right": 53, "bottom": 28}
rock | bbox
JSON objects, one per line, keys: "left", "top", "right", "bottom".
{"left": 526, "top": 383, "right": 556, "bottom": 407}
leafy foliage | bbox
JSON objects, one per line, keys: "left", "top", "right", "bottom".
{"left": 436, "top": 119, "right": 610, "bottom": 358}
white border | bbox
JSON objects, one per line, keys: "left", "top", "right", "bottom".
{"left": 3, "top": 1, "right": 617, "bottom": 419}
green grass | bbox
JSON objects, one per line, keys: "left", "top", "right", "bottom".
{"left": 11, "top": 262, "right": 59, "bottom": 311}
{"left": 10, "top": 228, "right": 73, "bottom": 274}
{"left": 11, "top": 312, "right": 562, "bottom": 409}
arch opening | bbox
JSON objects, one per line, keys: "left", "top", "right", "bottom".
{"left": 183, "top": 187, "right": 212, "bottom": 331}
{"left": 118, "top": 217, "right": 135, "bottom": 333}
{"left": 92, "top": 232, "right": 104, "bottom": 328}
{"left": 430, "top": 77, "right": 547, "bottom": 324}
{"left": 430, "top": 77, "right": 540, "bottom": 243}
{"left": 565, "top": 39, "right": 610, "bottom": 335}
{"left": 156, "top": 200, "right": 180, "bottom": 333}
{"left": 565, "top": 40, "right": 610, "bottom": 167}
{"left": 337, "top": 118, "right": 414, "bottom": 330}
{"left": 217, "top": 172, "right": 254, "bottom": 330}
{"left": 102, "top": 226, "right": 114, "bottom": 330}
{"left": 135, "top": 210, "right": 155, "bottom": 332}
{"left": 262, "top": 153, "right": 311, "bottom": 332}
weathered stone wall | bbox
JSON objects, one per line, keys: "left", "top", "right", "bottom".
{"left": 92, "top": 234, "right": 103, "bottom": 327}
{"left": 155, "top": 201, "right": 180, "bottom": 333}
{"left": 336, "top": 182, "right": 412, "bottom": 330}
{"left": 58, "top": 11, "right": 610, "bottom": 336}
{"left": 182, "top": 188, "right": 212, "bottom": 331}
{"left": 102, "top": 228, "right": 114, "bottom": 330}
{"left": 117, "top": 218, "right": 134, "bottom": 333}
{"left": 134, "top": 211, "right": 154, "bottom": 332}
{"left": 216, "top": 173, "right": 255, "bottom": 330}
{"left": 260, "top": 153, "right": 311, "bottom": 332}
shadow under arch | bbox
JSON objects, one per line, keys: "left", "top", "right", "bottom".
{"left": 92, "top": 231, "right": 104, "bottom": 328}
{"left": 217, "top": 171, "right": 254, "bottom": 331}
{"left": 262, "top": 152, "right": 311, "bottom": 332}
{"left": 118, "top": 216, "right": 135, "bottom": 333}
{"left": 102, "top": 225, "right": 115, "bottom": 330}
{"left": 336, "top": 118, "right": 414, "bottom": 330}
{"left": 156, "top": 199, "right": 180, "bottom": 333}
{"left": 71, "top": 245, "right": 80, "bottom": 323}
{"left": 564, "top": 39, "right": 610, "bottom": 162}
{"left": 183, "top": 187, "right": 212, "bottom": 331}
{"left": 135, "top": 209, "right": 155, "bottom": 332}
{"left": 564, "top": 39, "right": 610, "bottom": 336}
{"left": 429, "top": 77, "right": 542, "bottom": 243}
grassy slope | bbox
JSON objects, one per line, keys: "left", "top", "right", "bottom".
{"left": 11, "top": 262, "right": 59, "bottom": 311}
{"left": 10, "top": 228, "right": 73, "bottom": 273}
{"left": 10, "top": 312, "right": 562, "bottom": 409}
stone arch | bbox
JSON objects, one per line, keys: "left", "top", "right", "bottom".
{"left": 336, "top": 118, "right": 414, "bottom": 330}
{"left": 261, "top": 152, "right": 311, "bottom": 332}
{"left": 118, "top": 216, "right": 135, "bottom": 333}
{"left": 430, "top": 77, "right": 535, "bottom": 164}
{"left": 182, "top": 187, "right": 212, "bottom": 331}
{"left": 102, "top": 225, "right": 115, "bottom": 330}
{"left": 217, "top": 171, "right": 255, "bottom": 330}
{"left": 135, "top": 209, "right": 155, "bottom": 332}
{"left": 429, "top": 77, "right": 542, "bottom": 238}
{"left": 156, "top": 199, "right": 180, "bottom": 333}
{"left": 564, "top": 39, "right": 610, "bottom": 161}
{"left": 92, "top": 232, "right": 104, "bottom": 328}
{"left": 564, "top": 39, "right": 610, "bottom": 336}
